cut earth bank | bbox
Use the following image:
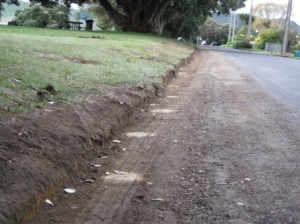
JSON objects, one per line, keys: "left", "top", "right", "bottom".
{"left": 0, "top": 49, "right": 195, "bottom": 224}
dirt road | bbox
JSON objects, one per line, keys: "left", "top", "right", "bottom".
{"left": 29, "top": 50, "right": 300, "bottom": 224}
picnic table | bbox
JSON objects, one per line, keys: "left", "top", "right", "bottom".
{"left": 66, "top": 21, "right": 83, "bottom": 30}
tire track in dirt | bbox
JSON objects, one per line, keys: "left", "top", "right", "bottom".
{"left": 71, "top": 61, "right": 197, "bottom": 224}
{"left": 28, "top": 50, "right": 300, "bottom": 224}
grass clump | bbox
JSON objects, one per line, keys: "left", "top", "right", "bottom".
{"left": 0, "top": 26, "right": 193, "bottom": 113}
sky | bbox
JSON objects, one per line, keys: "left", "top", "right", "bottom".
{"left": 237, "top": 0, "right": 300, "bottom": 25}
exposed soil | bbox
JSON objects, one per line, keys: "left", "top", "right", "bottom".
{"left": 0, "top": 52, "right": 191, "bottom": 224}
{"left": 3, "top": 49, "right": 300, "bottom": 224}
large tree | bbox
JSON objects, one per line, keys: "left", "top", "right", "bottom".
{"left": 164, "top": 0, "right": 246, "bottom": 38}
{"left": 3, "top": 0, "right": 246, "bottom": 35}
{"left": 97, "top": 0, "right": 246, "bottom": 34}
{"left": 253, "top": 3, "right": 287, "bottom": 20}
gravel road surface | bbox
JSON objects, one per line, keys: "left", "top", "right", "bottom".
{"left": 28, "top": 50, "right": 300, "bottom": 224}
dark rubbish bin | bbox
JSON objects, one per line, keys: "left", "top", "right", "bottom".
{"left": 85, "top": 20, "right": 94, "bottom": 30}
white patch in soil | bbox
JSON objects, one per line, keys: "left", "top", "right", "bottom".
{"left": 166, "top": 96, "right": 178, "bottom": 99}
{"left": 224, "top": 81, "right": 243, "bottom": 86}
{"left": 151, "top": 109, "right": 175, "bottom": 113}
{"left": 103, "top": 172, "right": 143, "bottom": 184}
{"left": 125, "top": 132, "right": 157, "bottom": 138}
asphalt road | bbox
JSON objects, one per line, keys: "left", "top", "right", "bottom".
{"left": 202, "top": 47, "right": 300, "bottom": 114}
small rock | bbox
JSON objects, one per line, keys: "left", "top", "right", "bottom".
{"left": 45, "top": 199, "right": 54, "bottom": 207}
{"left": 64, "top": 188, "right": 76, "bottom": 194}
{"left": 151, "top": 198, "right": 164, "bottom": 202}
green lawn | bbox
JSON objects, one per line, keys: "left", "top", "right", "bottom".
{"left": 0, "top": 26, "right": 193, "bottom": 113}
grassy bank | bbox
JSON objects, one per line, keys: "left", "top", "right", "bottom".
{"left": 0, "top": 26, "right": 193, "bottom": 113}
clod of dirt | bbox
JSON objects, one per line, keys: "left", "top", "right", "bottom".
{"left": 37, "top": 90, "right": 49, "bottom": 101}
{"left": 151, "top": 198, "right": 164, "bottom": 202}
{"left": 45, "top": 84, "right": 56, "bottom": 94}
{"left": 78, "top": 35, "right": 104, "bottom": 39}
{"left": 37, "top": 84, "right": 56, "bottom": 101}
{"left": 66, "top": 57, "right": 103, "bottom": 65}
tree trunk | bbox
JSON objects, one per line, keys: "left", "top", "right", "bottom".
{"left": 98, "top": 0, "right": 173, "bottom": 34}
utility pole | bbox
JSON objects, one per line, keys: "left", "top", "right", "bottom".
{"left": 281, "top": 0, "right": 293, "bottom": 54}
{"left": 228, "top": 13, "right": 233, "bottom": 42}
{"left": 247, "top": 0, "right": 254, "bottom": 41}
{"left": 232, "top": 12, "right": 236, "bottom": 42}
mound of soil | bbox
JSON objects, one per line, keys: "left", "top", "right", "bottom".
{"left": 0, "top": 54, "right": 194, "bottom": 224}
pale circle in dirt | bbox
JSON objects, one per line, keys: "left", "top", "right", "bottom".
{"left": 125, "top": 132, "right": 157, "bottom": 138}
{"left": 103, "top": 173, "right": 143, "bottom": 184}
{"left": 151, "top": 109, "right": 175, "bottom": 113}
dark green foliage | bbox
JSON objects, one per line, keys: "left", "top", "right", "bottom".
{"left": 198, "top": 18, "right": 229, "bottom": 45}
{"left": 234, "top": 41, "right": 252, "bottom": 49}
{"left": 255, "top": 29, "right": 280, "bottom": 50}
{"left": 95, "top": 0, "right": 246, "bottom": 34}
{"left": 239, "top": 13, "right": 255, "bottom": 26}
{"left": 234, "top": 33, "right": 246, "bottom": 41}
{"left": 2, "top": 0, "right": 246, "bottom": 36}
{"left": 15, "top": 5, "right": 69, "bottom": 28}
{"left": 292, "top": 44, "right": 300, "bottom": 52}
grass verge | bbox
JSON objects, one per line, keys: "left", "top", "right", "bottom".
{"left": 0, "top": 25, "right": 193, "bottom": 113}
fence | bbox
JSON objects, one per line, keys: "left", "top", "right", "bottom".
{"left": 265, "top": 42, "right": 282, "bottom": 53}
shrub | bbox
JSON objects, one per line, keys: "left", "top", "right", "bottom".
{"left": 234, "top": 34, "right": 245, "bottom": 42}
{"left": 292, "top": 44, "right": 300, "bottom": 52}
{"left": 225, "top": 41, "right": 235, "bottom": 48}
{"left": 15, "top": 5, "right": 69, "bottom": 28}
{"left": 255, "top": 29, "right": 280, "bottom": 50}
{"left": 234, "top": 41, "right": 252, "bottom": 49}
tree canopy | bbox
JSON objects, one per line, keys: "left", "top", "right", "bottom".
{"left": 253, "top": 3, "right": 287, "bottom": 20}
{"left": 96, "top": 0, "right": 246, "bottom": 34}
{"left": 2, "top": 0, "right": 246, "bottom": 36}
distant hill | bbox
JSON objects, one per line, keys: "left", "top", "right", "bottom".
{"left": 1, "top": 1, "right": 29, "bottom": 17}
{"left": 290, "top": 21, "right": 300, "bottom": 32}
{"left": 212, "top": 14, "right": 243, "bottom": 28}
{"left": 0, "top": 1, "right": 29, "bottom": 24}
{"left": 212, "top": 13, "right": 300, "bottom": 32}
